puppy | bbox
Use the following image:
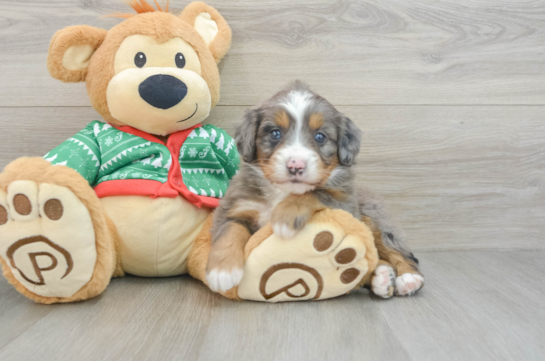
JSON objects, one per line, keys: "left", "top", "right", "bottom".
{"left": 206, "top": 81, "right": 424, "bottom": 298}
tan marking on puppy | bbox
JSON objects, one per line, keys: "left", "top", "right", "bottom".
{"left": 274, "top": 110, "right": 290, "bottom": 129}
{"left": 316, "top": 157, "right": 339, "bottom": 186}
{"left": 257, "top": 159, "right": 275, "bottom": 180}
{"left": 324, "top": 188, "right": 348, "bottom": 202}
{"left": 228, "top": 199, "right": 272, "bottom": 231}
{"left": 207, "top": 223, "right": 249, "bottom": 271}
{"left": 257, "top": 146, "right": 281, "bottom": 182}
{"left": 309, "top": 113, "right": 324, "bottom": 130}
{"left": 226, "top": 206, "right": 260, "bottom": 225}
{"left": 206, "top": 223, "right": 250, "bottom": 292}
{"left": 188, "top": 214, "right": 242, "bottom": 300}
{"left": 360, "top": 215, "right": 421, "bottom": 291}
{"left": 270, "top": 193, "right": 326, "bottom": 238}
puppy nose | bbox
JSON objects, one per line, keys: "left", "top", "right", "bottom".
{"left": 139, "top": 74, "right": 187, "bottom": 109}
{"left": 287, "top": 158, "right": 306, "bottom": 175}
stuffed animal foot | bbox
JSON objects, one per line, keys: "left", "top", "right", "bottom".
{"left": 236, "top": 209, "right": 379, "bottom": 302}
{"left": 0, "top": 158, "right": 118, "bottom": 304}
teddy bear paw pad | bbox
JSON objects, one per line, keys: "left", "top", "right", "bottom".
{"left": 237, "top": 222, "right": 372, "bottom": 302}
{"left": 0, "top": 181, "right": 96, "bottom": 298}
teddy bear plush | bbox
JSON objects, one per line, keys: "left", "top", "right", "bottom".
{"left": 0, "top": 0, "right": 379, "bottom": 304}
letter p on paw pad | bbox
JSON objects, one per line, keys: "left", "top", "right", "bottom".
{"left": 0, "top": 182, "right": 97, "bottom": 298}
{"left": 237, "top": 209, "right": 379, "bottom": 302}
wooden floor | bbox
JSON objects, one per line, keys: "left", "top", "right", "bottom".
{"left": 0, "top": 251, "right": 543, "bottom": 361}
{"left": 0, "top": 0, "right": 544, "bottom": 360}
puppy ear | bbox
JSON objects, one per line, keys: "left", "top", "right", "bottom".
{"left": 338, "top": 116, "right": 362, "bottom": 166}
{"left": 47, "top": 25, "right": 107, "bottom": 83}
{"left": 180, "top": 2, "right": 232, "bottom": 64}
{"left": 235, "top": 109, "right": 261, "bottom": 163}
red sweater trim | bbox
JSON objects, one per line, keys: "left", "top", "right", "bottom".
{"left": 97, "top": 123, "right": 220, "bottom": 209}
{"left": 94, "top": 180, "right": 219, "bottom": 208}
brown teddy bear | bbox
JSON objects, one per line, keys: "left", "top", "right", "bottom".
{"left": 0, "top": 1, "right": 379, "bottom": 304}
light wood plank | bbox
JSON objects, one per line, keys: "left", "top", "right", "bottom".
{"left": 379, "top": 251, "right": 545, "bottom": 361}
{"left": 0, "top": 278, "right": 54, "bottom": 350}
{"left": 0, "top": 251, "right": 543, "bottom": 360}
{"left": 351, "top": 105, "right": 545, "bottom": 252}
{"left": 2, "top": 0, "right": 545, "bottom": 106}
{"left": 1, "top": 105, "right": 543, "bottom": 251}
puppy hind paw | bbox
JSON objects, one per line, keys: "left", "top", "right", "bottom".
{"left": 371, "top": 265, "right": 396, "bottom": 299}
{"left": 395, "top": 273, "right": 424, "bottom": 296}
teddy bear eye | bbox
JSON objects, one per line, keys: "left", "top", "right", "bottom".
{"left": 175, "top": 53, "right": 186, "bottom": 68}
{"left": 134, "top": 52, "right": 146, "bottom": 68}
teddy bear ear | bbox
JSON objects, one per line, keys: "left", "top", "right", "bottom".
{"left": 47, "top": 25, "right": 107, "bottom": 83}
{"left": 180, "top": 2, "right": 232, "bottom": 64}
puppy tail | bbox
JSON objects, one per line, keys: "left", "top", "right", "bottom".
{"left": 356, "top": 187, "right": 420, "bottom": 268}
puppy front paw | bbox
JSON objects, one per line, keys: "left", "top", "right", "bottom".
{"left": 271, "top": 210, "right": 310, "bottom": 239}
{"left": 272, "top": 222, "right": 299, "bottom": 239}
{"left": 206, "top": 248, "right": 245, "bottom": 292}
{"left": 206, "top": 268, "right": 244, "bottom": 293}
{"left": 270, "top": 193, "right": 323, "bottom": 239}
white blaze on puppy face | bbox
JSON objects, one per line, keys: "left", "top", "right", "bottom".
{"left": 270, "top": 90, "right": 322, "bottom": 192}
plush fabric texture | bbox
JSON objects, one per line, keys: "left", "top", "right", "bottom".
{"left": 238, "top": 209, "right": 378, "bottom": 302}
{"left": 62, "top": 44, "right": 95, "bottom": 71}
{"left": 47, "top": 25, "right": 108, "bottom": 83}
{"left": 194, "top": 13, "right": 218, "bottom": 46}
{"left": 0, "top": 158, "right": 120, "bottom": 304}
{"left": 84, "top": 11, "right": 223, "bottom": 125}
{"left": 47, "top": 2, "right": 231, "bottom": 124}
{"left": 106, "top": 34, "right": 213, "bottom": 135}
{"left": 180, "top": 2, "right": 232, "bottom": 64}
{"left": 118, "top": 0, "right": 170, "bottom": 16}
{"left": 189, "top": 208, "right": 378, "bottom": 302}
{"left": 0, "top": 182, "right": 97, "bottom": 298}
{"left": 44, "top": 121, "right": 239, "bottom": 203}
{"left": 188, "top": 214, "right": 213, "bottom": 282}
{"left": 101, "top": 195, "right": 210, "bottom": 277}
{"left": 1, "top": 1, "right": 236, "bottom": 304}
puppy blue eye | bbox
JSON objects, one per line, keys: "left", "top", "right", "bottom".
{"left": 315, "top": 132, "right": 326, "bottom": 143}
{"left": 270, "top": 129, "right": 282, "bottom": 140}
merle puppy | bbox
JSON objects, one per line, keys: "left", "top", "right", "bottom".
{"left": 206, "top": 81, "right": 424, "bottom": 298}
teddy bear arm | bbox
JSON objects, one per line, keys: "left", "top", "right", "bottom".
{"left": 43, "top": 121, "right": 102, "bottom": 186}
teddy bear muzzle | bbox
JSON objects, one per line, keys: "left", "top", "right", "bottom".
{"left": 138, "top": 74, "right": 188, "bottom": 110}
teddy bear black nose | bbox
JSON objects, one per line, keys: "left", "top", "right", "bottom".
{"left": 138, "top": 74, "right": 187, "bottom": 109}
